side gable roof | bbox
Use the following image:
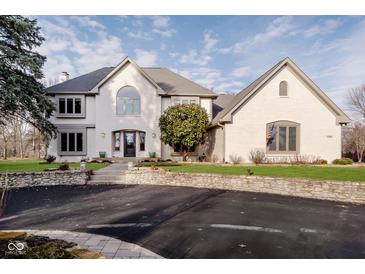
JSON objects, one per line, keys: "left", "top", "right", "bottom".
{"left": 211, "top": 57, "right": 351, "bottom": 126}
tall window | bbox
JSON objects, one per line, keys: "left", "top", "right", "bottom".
{"left": 116, "top": 86, "right": 141, "bottom": 115}
{"left": 139, "top": 132, "right": 145, "bottom": 151}
{"left": 266, "top": 121, "right": 299, "bottom": 153}
{"left": 59, "top": 131, "right": 85, "bottom": 155}
{"left": 279, "top": 81, "right": 288, "bottom": 97}
{"left": 113, "top": 132, "right": 121, "bottom": 151}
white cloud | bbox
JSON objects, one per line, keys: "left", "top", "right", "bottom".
{"left": 179, "top": 49, "right": 212, "bottom": 66}
{"left": 128, "top": 30, "right": 152, "bottom": 40}
{"left": 71, "top": 16, "right": 105, "bottom": 30}
{"left": 152, "top": 28, "right": 176, "bottom": 38}
{"left": 38, "top": 17, "right": 124, "bottom": 81}
{"left": 215, "top": 81, "right": 245, "bottom": 92}
{"left": 203, "top": 32, "right": 218, "bottom": 53}
{"left": 150, "top": 16, "right": 176, "bottom": 38}
{"left": 177, "top": 31, "right": 219, "bottom": 66}
{"left": 231, "top": 66, "right": 251, "bottom": 78}
{"left": 134, "top": 49, "right": 157, "bottom": 67}
{"left": 152, "top": 16, "right": 170, "bottom": 29}
{"left": 302, "top": 19, "right": 342, "bottom": 38}
{"left": 219, "top": 16, "right": 294, "bottom": 54}
{"left": 178, "top": 67, "right": 245, "bottom": 93}
{"left": 180, "top": 67, "right": 222, "bottom": 89}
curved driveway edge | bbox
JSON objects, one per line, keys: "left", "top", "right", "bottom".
{"left": 1, "top": 229, "right": 163, "bottom": 259}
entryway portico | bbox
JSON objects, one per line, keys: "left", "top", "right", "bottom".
{"left": 112, "top": 129, "right": 146, "bottom": 158}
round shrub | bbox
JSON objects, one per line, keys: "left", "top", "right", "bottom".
{"left": 313, "top": 159, "right": 328, "bottom": 165}
{"left": 332, "top": 158, "right": 353, "bottom": 165}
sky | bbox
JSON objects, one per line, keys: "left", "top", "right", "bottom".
{"left": 34, "top": 16, "right": 365, "bottom": 118}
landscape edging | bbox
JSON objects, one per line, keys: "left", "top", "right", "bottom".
{"left": 124, "top": 169, "right": 365, "bottom": 204}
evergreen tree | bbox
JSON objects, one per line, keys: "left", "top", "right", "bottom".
{"left": 0, "top": 15, "right": 56, "bottom": 139}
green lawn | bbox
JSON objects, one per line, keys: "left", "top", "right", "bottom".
{"left": 159, "top": 164, "right": 365, "bottom": 182}
{"left": 0, "top": 159, "right": 110, "bottom": 173}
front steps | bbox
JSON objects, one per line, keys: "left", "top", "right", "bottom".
{"left": 91, "top": 157, "right": 146, "bottom": 164}
{"left": 88, "top": 163, "right": 128, "bottom": 184}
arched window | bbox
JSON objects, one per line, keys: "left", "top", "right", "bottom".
{"left": 266, "top": 121, "right": 300, "bottom": 154}
{"left": 116, "top": 86, "right": 141, "bottom": 115}
{"left": 279, "top": 81, "right": 288, "bottom": 97}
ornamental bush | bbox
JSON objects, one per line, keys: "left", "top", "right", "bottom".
{"left": 159, "top": 104, "right": 209, "bottom": 161}
{"left": 332, "top": 158, "right": 353, "bottom": 165}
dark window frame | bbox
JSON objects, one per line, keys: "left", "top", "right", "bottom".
{"left": 56, "top": 95, "right": 85, "bottom": 118}
{"left": 58, "top": 128, "right": 87, "bottom": 156}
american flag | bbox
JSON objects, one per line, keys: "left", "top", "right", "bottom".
{"left": 266, "top": 124, "right": 276, "bottom": 145}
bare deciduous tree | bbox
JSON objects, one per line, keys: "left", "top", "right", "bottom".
{"left": 0, "top": 118, "right": 48, "bottom": 160}
{"left": 343, "top": 122, "right": 365, "bottom": 163}
{"left": 348, "top": 85, "right": 365, "bottom": 118}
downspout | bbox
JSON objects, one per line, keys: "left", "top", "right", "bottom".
{"left": 217, "top": 122, "right": 225, "bottom": 163}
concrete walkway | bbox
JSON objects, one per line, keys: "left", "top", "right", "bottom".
{"left": 6, "top": 229, "right": 163, "bottom": 259}
{"left": 89, "top": 163, "right": 128, "bottom": 184}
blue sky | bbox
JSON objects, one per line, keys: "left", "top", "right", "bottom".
{"left": 35, "top": 16, "right": 365, "bottom": 115}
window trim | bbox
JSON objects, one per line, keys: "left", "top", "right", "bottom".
{"left": 55, "top": 95, "right": 85, "bottom": 118}
{"left": 57, "top": 128, "right": 87, "bottom": 156}
{"left": 266, "top": 120, "right": 300, "bottom": 154}
{"left": 171, "top": 96, "right": 200, "bottom": 106}
{"left": 116, "top": 86, "right": 141, "bottom": 116}
{"left": 279, "top": 81, "right": 288, "bottom": 97}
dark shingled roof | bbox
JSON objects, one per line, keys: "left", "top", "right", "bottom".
{"left": 212, "top": 94, "right": 235, "bottom": 118}
{"left": 142, "top": 68, "right": 215, "bottom": 96}
{"left": 46, "top": 66, "right": 216, "bottom": 97}
{"left": 45, "top": 67, "right": 114, "bottom": 92}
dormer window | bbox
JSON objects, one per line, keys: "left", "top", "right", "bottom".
{"left": 279, "top": 81, "right": 288, "bottom": 97}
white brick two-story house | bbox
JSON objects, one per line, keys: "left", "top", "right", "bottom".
{"left": 46, "top": 56, "right": 350, "bottom": 163}
{"left": 46, "top": 56, "right": 217, "bottom": 162}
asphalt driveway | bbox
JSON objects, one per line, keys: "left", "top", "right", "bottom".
{"left": 0, "top": 184, "right": 364, "bottom": 258}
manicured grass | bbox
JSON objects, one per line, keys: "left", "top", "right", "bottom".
{"left": 160, "top": 164, "right": 365, "bottom": 182}
{"left": 0, "top": 159, "right": 110, "bottom": 173}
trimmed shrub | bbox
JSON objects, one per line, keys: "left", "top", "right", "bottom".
{"left": 149, "top": 152, "right": 156, "bottom": 158}
{"left": 45, "top": 155, "right": 56, "bottom": 164}
{"left": 58, "top": 162, "right": 70, "bottom": 170}
{"left": 313, "top": 159, "right": 328, "bottom": 165}
{"left": 332, "top": 158, "right": 353, "bottom": 165}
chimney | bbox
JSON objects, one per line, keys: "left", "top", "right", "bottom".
{"left": 59, "top": 72, "right": 70, "bottom": 83}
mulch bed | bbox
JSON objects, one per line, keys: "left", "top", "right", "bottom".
{"left": 0, "top": 231, "right": 103, "bottom": 259}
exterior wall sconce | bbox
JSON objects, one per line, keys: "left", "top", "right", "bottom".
{"left": 152, "top": 133, "right": 156, "bottom": 138}
{"left": 100, "top": 132, "right": 106, "bottom": 138}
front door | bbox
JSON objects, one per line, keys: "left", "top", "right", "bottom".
{"left": 124, "top": 132, "right": 136, "bottom": 157}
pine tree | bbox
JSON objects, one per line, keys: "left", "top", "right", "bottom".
{"left": 0, "top": 15, "right": 56, "bottom": 139}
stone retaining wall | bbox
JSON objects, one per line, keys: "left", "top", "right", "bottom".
{"left": 125, "top": 169, "right": 365, "bottom": 204}
{"left": 0, "top": 170, "right": 90, "bottom": 189}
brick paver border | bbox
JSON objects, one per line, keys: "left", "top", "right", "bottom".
{"left": 2, "top": 229, "right": 163, "bottom": 259}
